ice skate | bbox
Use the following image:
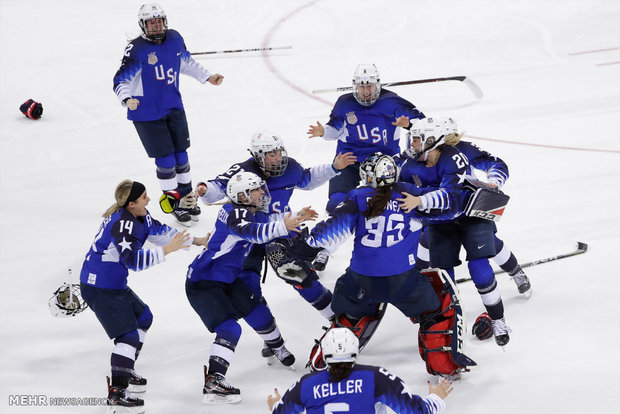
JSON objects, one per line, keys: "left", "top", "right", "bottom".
{"left": 126, "top": 373, "right": 147, "bottom": 394}
{"left": 202, "top": 366, "right": 241, "bottom": 405}
{"left": 492, "top": 317, "right": 512, "bottom": 347}
{"left": 510, "top": 267, "right": 532, "bottom": 298}
{"left": 172, "top": 207, "right": 192, "bottom": 227}
{"left": 313, "top": 251, "right": 329, "bottom": 272}
{"left": 262, "top": 343, "right": 295, "bottom": 368}
{"left": 179, "top": 191, "right": 201, "bottom": 222}
{"left": 106, "top": 377, "right": 145, "bottom": 414}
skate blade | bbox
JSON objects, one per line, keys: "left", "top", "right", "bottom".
{"left": 520, "top": 288, "right": 533, "bottom": 299}
{"left": 202, "top": 393, "right": 241, "bottom": 405}
{"left": 265, "top": 355, "right": 276, "bottom": 366}
{"left": 175, "top": 220, "right": 192, "bottom": 228}
{"left": 126, "top": 384, "right": 147, "bottom": 394}
{"left": 107, "top": 405, "right": 145, "bottom": 414}
{"left": 190, "top": 215, "right": 200, "bottom": 222}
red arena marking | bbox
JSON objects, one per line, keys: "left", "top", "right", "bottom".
{"left": 465, "top": 135, "right": 620, "bottom": 154}
{"left": 595, "top": 61, "right": 620, "bottom": 66}
{"left": 261, "top": 0, "right": 333, "bottom": 106}
{"left": 568, "top": 47, "right": 620, "bottom": 56}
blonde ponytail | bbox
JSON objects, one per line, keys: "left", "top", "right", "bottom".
{"left": 444, "top": 132, "right": 465, "bottom": 146}
{"left": 102, "top": 180, "right": 134, "bottom": 217}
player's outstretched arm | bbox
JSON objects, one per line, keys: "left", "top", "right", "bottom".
{"left": 392, "top": 115, "right": 410, "bottom": 128}
{"left": 396, "top": 192, "right": 421, "bottom": 213}
{"left": 307, "top": 121, "right": 324, "bottom": 138}
{"left": 192, "top": 232, "right": 211, "bottom": 248}
{"left": 333, "top": 152, "right": 357, "bottom": 170}
{"left": 163, "top": 230, "right": 191, "bottom": 255}
{"left": 428, "top": 378, "right": 453, "bottom": 400}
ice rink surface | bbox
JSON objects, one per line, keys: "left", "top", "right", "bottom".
{"left": 1, "top": 0, "right": 619, "bottom": 413}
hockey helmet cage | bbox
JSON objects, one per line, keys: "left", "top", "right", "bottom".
{"left": 407, "top": 117, "right": 447, "bottom": 161}
{"left": 359, "top": 152, "right": 398, "bottom": 188}
{"left": 249, "top": 131, "right": 289, "bottom": 177}
{"left": 352, "top": 64, "right": 381, "bottom": 106}
{"left": 48, "top": 283, "right": 88, "bottom": 318}
{"left": 321, "top": 327, "right": 359, "bottom": 365}
{"left": 138, "top": 3, "right": 168, "bottom": 42}
{"left": 226, "top": 171, "right": 271, "bottom": 212}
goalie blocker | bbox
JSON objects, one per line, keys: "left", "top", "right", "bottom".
{"left": 463, "top": 178, "right": 510, "bottom": 222}
{"left": 308, "top": 269, "right": 476, "bottom": 377}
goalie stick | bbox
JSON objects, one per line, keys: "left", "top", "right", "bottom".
{"left": 312, "top": 76, "right": 483, "bottom": 99}
{"left": 190, "top": 46, "right": 292, "bottom": 56}
{"left": 455, "top": 242, "right": 588, "bottom": 284}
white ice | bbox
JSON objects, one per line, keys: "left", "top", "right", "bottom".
{"left": 1, "top": 0, "right": 619, "bottom": 413}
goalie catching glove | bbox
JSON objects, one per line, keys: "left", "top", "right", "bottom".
{"left": 265, "top": 228, "right": 322, "bottom": 288}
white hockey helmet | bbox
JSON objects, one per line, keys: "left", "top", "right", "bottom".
{"left": 248, "top": 131, "right": 288, "bottom": 177}
{"left": 138, "top": 3, "right": 168, "bottom": 42}
{"left": 48, "top": 283, "right": 88, "bottom": 318}
{"left": 226, "top": 171, "right": 271, "bottom": 212}
{"left": 442, "top": 117, "right": 458, "bottom": 136}
{"left": 322, "top": 328, "right": 359, "bottom": 365}
{"left": 352, "top": 64, "right": 381, "bottom": 106}
{"left": 407, "top": 117, "right": 447, "bottom": 161}
{"left": 359, "top": 152, "right": 398, "bottom": 188}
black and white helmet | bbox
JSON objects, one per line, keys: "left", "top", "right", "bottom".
{"left": 248, "top": 131, "right": 288, "bottom": 177}
{"left": 48, "top": 283, "right": 88, "bottom": 318}
{"left": 321, "top": 328, "right": 359, "bottom": 365}
{"left": 359, "top": 152, "right": 398, "bottom": 188}
{"left": 138, "top": 3, "right": 168, "bottom": 42}
{"left": 226, "top": 171, "right": 271, "bottom": 212}
{"left": 407, "top": 117, "right": 447, "bottom": 161}
{"left": 352, "top": 64, "right": 381, "bottom": 106}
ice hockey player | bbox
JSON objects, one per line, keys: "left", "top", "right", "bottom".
{"left": 398, "top": 117, "right": 512, "bottom": 346}
{"left": 79, "top": 180, "right": 209, "bottom": 412}
{"left": 266, "top": 153, "right": 475, "bottom": 378}
{"left": 306, "top": 63, "right": 425, "bottom": 270}
{"left": 186, "top": 171, "right": 315, "bottom": 404}
{"left": 268, "top": 328, "right": 453, "bottom": 413}
{"left": 195, "top": 130, "right": 355, "bottom": 334}
{"left": 113, "top": 3, "right": 224, "bottom": 226}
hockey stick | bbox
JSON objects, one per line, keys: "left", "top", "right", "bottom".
{"left": 190, "top": 46, "right": 292, "bottom": 56}
{"left": 455, "top": 242, "right": 589, "bottom": 284}
{"left": 312, "top": 76, "right": 483, "bottom": 99}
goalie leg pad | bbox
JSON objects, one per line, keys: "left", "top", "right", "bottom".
{"left": 307, "top": 304, "right": 387, "bottom": 372}
{"left": 417, "top": 269, "right": 476, "bottom": 377}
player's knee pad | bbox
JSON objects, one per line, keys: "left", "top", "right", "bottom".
{"left": 417, "top": 269, "right": 476, "bottom": 377}
{"left": 308, "top": 303, "right": 387, "bottom": 372}
{"left": 174, "top": 150, "right": 189, "bottom": 166}
{"left": 136, "top": 306, "right": 153, "bottom": 331}
{"left": 214, "top": 319, "right": 242, "bottom": 344}
{"left": 155, "top": 153, "right": 176, "bottom": 169}
{"left": 115, "top": 330, "right": 140, "bottom": 347}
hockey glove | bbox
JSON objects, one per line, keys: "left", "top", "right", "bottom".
{"left": 472, "top": 312, "right": 493, "bottom": 340}
{"left": 19, "top": 99, "right": 43, "bottom": 120}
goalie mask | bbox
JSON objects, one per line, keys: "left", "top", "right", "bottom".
{"left": 407, "top": 117, "right": 447, "bottom": 162}
{"left": 352, "top": 64, "right": 381, "bottom": 106}
{"left": 321, "top": 328, "right": 359, "bottom": 364}
{"left": 48, "top": 283, "right": 88, "bottom": 318}
{"left": 226, "top": 171, "right": 271, "bottom": 212}
{"left": 359, "top": 152, "right": 398, "bottom": 188}
{"left": 249, "top": 131, "right": 289, "bottom": 177}
{"left": 138, "top": 3, "right": 168, "bottom": 42}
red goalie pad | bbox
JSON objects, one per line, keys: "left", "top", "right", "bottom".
{"left": 308, "top": 303, "right": 387, "bottom": 372}
{"left": 417, "top": 269, "right": 476, "bottom": 377}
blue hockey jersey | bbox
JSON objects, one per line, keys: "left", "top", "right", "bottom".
{"left": 201, "top": 157, "right": 336, "bottom": 215}
{"left": 80, "top": 209, "right": 181, "bottom": 289}
{"left": 305, "top": 183, "right": 452, "bottom": 276}
{"left": 272, "top": 364, "right": 445, "bottom": 414}
{"left": 187, "top": 203, "right": 289, "bottom": 283}
{"left": 113, "top": 29, "right": 212, "bottom": 121}
{"left": 399, "top": 145, "right": 471, "bottom": 217}
{"left": 455, "top": 141, "right": 509, "bottom": 187}
{"left": 324, "top": 89, "right": 425, "bottom": 162}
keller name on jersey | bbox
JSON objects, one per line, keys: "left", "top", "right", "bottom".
{"left": 312, "top": 379, "right": 363, "bottom": 399}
